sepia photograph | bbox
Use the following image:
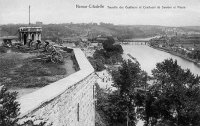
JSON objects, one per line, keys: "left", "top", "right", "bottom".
{"left": 0, "top": 0, "right": 200, "bottom": 126}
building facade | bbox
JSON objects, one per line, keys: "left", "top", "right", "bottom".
{"left": 18, "top": 27, "right": 42, "bottom": 45}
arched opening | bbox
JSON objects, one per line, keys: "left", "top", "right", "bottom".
{"left": 32, "top": 34, "right": 35, "bottom": 41}
{"left": 23, "top": 34, "right": 27, "bottom": 45}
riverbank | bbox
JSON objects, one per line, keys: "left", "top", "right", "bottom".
{"left": 122, "top": 45, "right": 200, "bottom": 75}
{"left": 149, "top": 45, "right": 200, "bottom": 64}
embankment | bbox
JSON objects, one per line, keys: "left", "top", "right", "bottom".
{"left": 149, "top": 45, "right": 199, "bottom": 64}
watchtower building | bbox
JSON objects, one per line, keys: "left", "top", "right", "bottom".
{"left": 18, "top": 27, "right": 42, "bottom": 45}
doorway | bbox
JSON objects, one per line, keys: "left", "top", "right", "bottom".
{"left": 23, "top": 34, "right": 27, "bottom": 45}
{"left": 32, "top": 34, "right": 34, "bottom": 41}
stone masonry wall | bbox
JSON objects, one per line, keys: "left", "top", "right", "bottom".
{"left": 17, "top": 48, "right": 96, "bottom": 126}
{"left": 23, "top": 73, "right": 96, "bottom": 126}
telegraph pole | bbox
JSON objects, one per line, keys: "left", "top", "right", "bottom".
{"left": 29, "top": 5, "right": 30, "bottom": 25}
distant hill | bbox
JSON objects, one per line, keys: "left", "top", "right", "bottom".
{"left": 178, "top": 26, "right": 200, "bottom": 32}
{"left": 0, "top": 23, "right": 200, "bottom": 42}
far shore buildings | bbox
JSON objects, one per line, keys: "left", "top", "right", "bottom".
{"left": 36, "top": 21, "right": 43, "bottom": 26}
{"left": 61, "top": 37, "right": 81, "bottom": 47}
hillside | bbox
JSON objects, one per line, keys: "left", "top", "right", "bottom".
{"left": 0, "top": 23, "right": 200, "bottom": 41}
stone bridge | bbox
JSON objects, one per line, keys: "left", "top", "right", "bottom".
{"left": 17, "top": 48, "right": 96, "bottom": 126}
{"left": 121, "top": 39, "right": 149, "bottom": 45}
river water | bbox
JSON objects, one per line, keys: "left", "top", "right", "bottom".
{"left": 123, "top": 45, "right": 200, "bottom": 76}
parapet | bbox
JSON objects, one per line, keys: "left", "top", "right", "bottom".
{"left": 19, "top": 27, "right": 42, "bottom": 32}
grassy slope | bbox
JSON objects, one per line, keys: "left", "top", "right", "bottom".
{"left": 0, "top": 48, "right": 74, "bottom": 88}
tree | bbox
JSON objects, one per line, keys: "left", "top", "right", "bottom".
{"left": 0, "top": 85, "right": 20, "bottom": 126}
{"left": 88, "top": 57, "right": 105, "bottom": 72}
{"left": 102, "top": 37, "right": 123, "bottom": 54}
{"left": 93, "top": 48, "right": 123, "bottom": 65}
{"left": 144, "top": 59, "right": 200, "bottom": 126}
{"left": 95, "top": 83, "right": 110, "bottom": 126}
{"left": 102, "top": 37, "right": 115, "bottom": 52}
{"left": 0, "top": 85, "right": 50, "bottom": 126}
{"left": 113, "top": 44, "right": 123, "bottom": 54}
{"left": 101, "top": 60, "right": 148, "bottom": 125}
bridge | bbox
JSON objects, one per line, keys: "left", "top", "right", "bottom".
{"left": 121, "top": 38, "right": 150, "bottom": 45}
{"left": 121, "top": 36, "right": 159, "bottom": 45}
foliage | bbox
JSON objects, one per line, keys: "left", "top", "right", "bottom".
{"left": 74, "top": 41, "right": 80, "bottom": 46}
{"left": 102, "top": 37, "right": 123, "bottom": 54}
{"left": 17, "top": 117, "right": 52, "bottom": 126}
{"left": 143, "top": 59, "right": 200, "bottom": 126}
{"left": 112, "top": 60, "right": 148, "bottom": 94}
{"left": 0, "top": 85, "right": 51, "bottom": 126}
{"left": 93, "top": 49, "right": 123, "bottom": 65}
{"left": 97, "top": 60, "right": 148, "bottom": 125}
{"left": 0, "top": 85, "right": 20, "bottom": 126}
{"left": 102, "top": 37, "right": 115, "bottom": 51}
{"left": 188, "top": 49, "right": 200, "bottom": 60}
{"left": 89, "top": 43, "right": 123, "bottom": 71}
{"left": 88, "top": 57, "right": 105, "bottom": 71}
{"left": 95, "top": 83, "right": 110, "bottom": 126}
{"left": 96, "top": 58, "right": 200, "bottom": 126}
{"left": 114, "top": 44, "right": 123, "bottom": 54}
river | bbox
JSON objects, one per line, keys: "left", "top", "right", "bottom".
{"left": 123, "top": 45, "right": 200, "bottom": 76}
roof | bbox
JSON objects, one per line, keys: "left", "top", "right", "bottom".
{"left": 19, "top": 27, "right": 42, "bottom": 32}
{"left": 19, "top": 27, "right": 42, "bottom": 29}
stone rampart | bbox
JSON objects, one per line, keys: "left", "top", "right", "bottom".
{"left": 17, "top": 48, "right": 95, "bottom": 126}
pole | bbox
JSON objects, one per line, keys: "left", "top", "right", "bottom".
{"left": 29, "top": 5, "right": 30, "bottom": 25}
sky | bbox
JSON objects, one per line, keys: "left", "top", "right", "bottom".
{"left": 0, "top": 0, "right": 200, "bottom": 26}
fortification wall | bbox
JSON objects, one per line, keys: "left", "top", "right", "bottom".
{"left": 17, "top": 48, "right": 96, "bottom": 126}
